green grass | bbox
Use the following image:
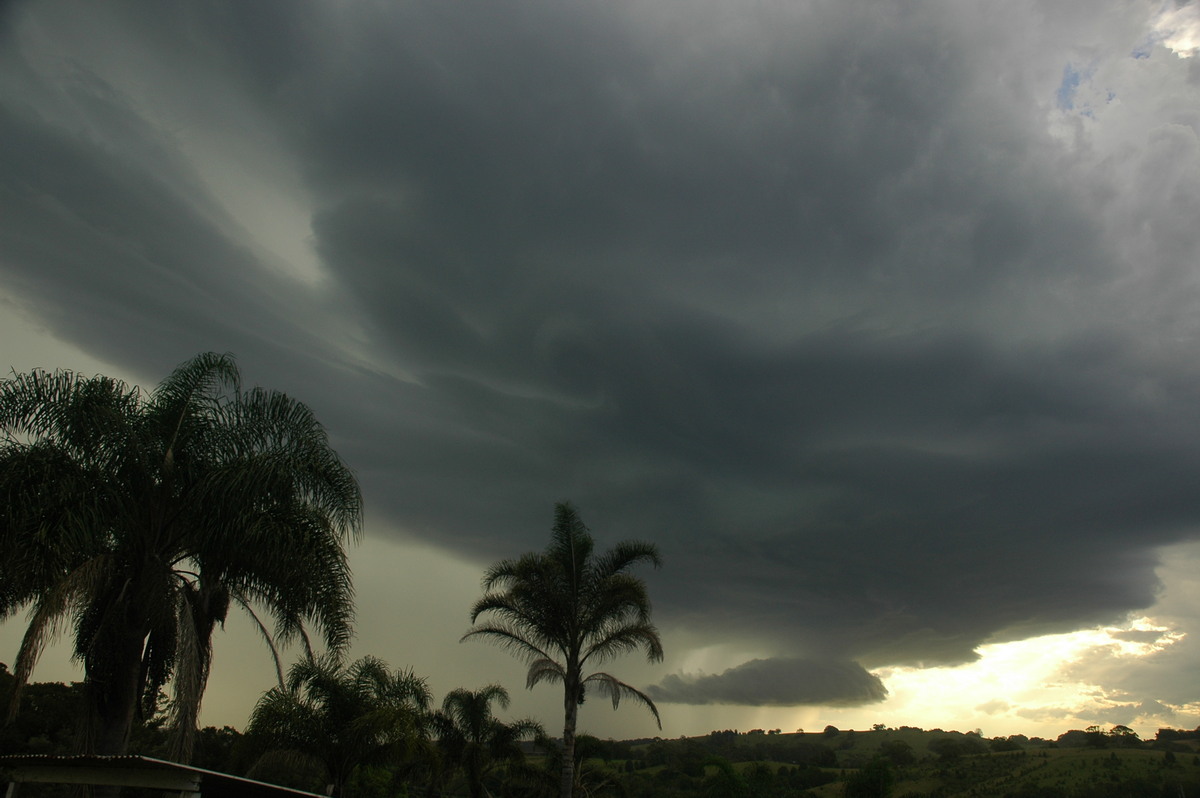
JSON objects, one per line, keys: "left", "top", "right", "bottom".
{"left": 595, "top": 729, "right": 1200, "bottom": 796}
{"left": 882, "top": 747, "right": 1200, "bottom": 797}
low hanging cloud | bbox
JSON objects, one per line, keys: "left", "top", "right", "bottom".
{"left": 646, "top": 658, "right": 888, "bottom": 707}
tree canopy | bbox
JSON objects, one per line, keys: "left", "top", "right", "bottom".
{"left": 463, "top": 501, "right": 663, "bottom": 798}
{"left": 432, "top": 684, "right": 541, "bottom": 798}
{"left": 0, "top": 352, "right": 362, "bottom": 758}
{"left": 245, "top": 655, "right": 430, "bottom": 798}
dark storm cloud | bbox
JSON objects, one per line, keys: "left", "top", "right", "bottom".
{"left": 0, "top": 27, "right": 352, "bottom": 384}
{"left": 4, "top": 0, "right": 1200, "bottom": 707}
{"left": 646, "top": 658, "right": 887, "bottom": 707}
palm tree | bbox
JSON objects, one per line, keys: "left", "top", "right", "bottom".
{"left": 245, "top": 655, "right": 430, "bottom": 798}
{"left": 433, "top": 684, "right": 542, "bottom": 798}
{"left": 0, "top": 352, "right": 361, "bottom": 759}
{"left": 462, "top": 502, "right": 663, "bottom": 798}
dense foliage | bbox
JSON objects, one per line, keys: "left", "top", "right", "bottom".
{"left": 6, "top": 666, "right": 1200, "bottom": 798}
{"left": 243, "top": 656, "right": 430, "bottom": 798}
{"left": 0, "top": 353, "right": 361, "bottom": 759}
{"left": 431, "top": 684, "right": 543, "bottom": 798}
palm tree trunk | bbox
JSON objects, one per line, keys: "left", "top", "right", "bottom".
{"left": 466, "top": 756, "right": 483, "bottom": 798}
{"left": 83, "top": 625, "right": 145, "bottom": 756}
{"left": 560, "top": 689, "right": 578, "bottom": 798}
{"left": 79, "top": 624, "right": 146, "bottom": 798}
{"left": 329, "top": 762, "right": 349, "bottom": 798}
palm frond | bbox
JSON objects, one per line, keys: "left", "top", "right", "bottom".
{"left": 549, "top": 501, "right": 594, "bottom": 585}
{"left": 149, "top": 353, "right": 239, "bottom": 426}
{"left": 480, "top": 551, "right": 545, "bottom": 593}
{"left": 0, "top": 369, "right": 138, "bottom": 445}
{"left": 7, "top": 554, "right": 112, "bottom": 721}
{"left": 582, "top": 672, "right": 661, "bottom": 729}
{"left": 460, "top": 623, "right": 556, "bottom": 665}
{"left": 525, "top": 658, "right": 565, "bottom": 690}
{"left": 590, "top": 540, "right": 662, "bottom": 579}
{"left": 580, "top": 620, "right": 663, "bottom": 667}
{"left": 166, "top": 577, "right": 222, "bottom": 763}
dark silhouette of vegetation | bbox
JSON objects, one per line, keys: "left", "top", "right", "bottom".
{"left": 0, "top": 665, "right": 255, "bottom": 798}
{"left": 878, "top": 738, "right": 915, "bottom": 766}
{"left": 700, "top": 755, "right": 748, "bottom": 797}
{"left": 463, "top": 501, "right": 663, "bottom": 798}
{"left": 0, "top": 663, "right": 84, "bottom": 757}
{"left": 530, "top": 733, "right": 632, "bottom": 798}
{"left": 844, "top": 757, "right": 895, "bottom": 797}
{"left": 431, "top": 684, "right": 542, "bottom": 798}
{"left": 0, "top": 353, "right": 361, "bottom": 759}
{"left": 7, "top": 677, "right": 1200, "bottom": 798}
{"left": 1155, "top": 726, "right": 1200, "bottom": 743}
{"left": 244, "top": 655, "right": 429, "bottom": 798}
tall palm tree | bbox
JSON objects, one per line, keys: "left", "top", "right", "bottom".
{"left": 433, "top": 684, "right": 542, "bottom": 798}
{"left": 462, "top": 502, "right": 663, "bottom": 798}
{"left": 0, "top": 352, "right": 361, "bottom": 760}
{"left": 245, "top": 655, "right": 430, "bottom": 798}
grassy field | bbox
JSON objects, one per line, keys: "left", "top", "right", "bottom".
{"left": 611, "top": 727, "right": 1200, "bottom": 796}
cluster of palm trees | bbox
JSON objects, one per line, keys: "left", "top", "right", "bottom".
{"left": 0, "top": 354, "right": 663, "bottom": 798}
{"left": 243, "top": 655, "right": 539, "bottom": 798}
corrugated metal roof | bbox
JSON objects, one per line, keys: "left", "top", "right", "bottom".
{"left": 0, "top": 755, "right": 327, "bottom": 798}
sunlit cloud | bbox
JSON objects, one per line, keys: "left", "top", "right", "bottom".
{"left": 1149, "top": 2, "right": 1200, "bottom": 58}
{"left": 852, "top": 617, "right": 1189, "bottom": 737}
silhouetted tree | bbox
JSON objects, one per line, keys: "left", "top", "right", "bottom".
{"left": 433, "top": 684, "right": 542, "bottom": 798}
{"left": 463, "top": 502, "right": 663, "bottom": 798}
{"left": 844, "top": 758, "right": 894, "bottom": 798}
{"left": 879, "top": 739, "right": 915, "bottom": 766}
{"left": 0, "top": 353, "right": 361, "bottom": 759}
{"left": 245, "top": 655, "right": 429, "bottom": 798}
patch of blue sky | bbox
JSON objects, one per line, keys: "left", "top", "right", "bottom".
{"left": 1055, "top": 62, "right": 1113, "bottom": 116}
{"left": 1056, "top": 63, "right": 1083, "bottom": 111}
{"left": 1132, "top": 32, "right": 1165, "bottom": 59}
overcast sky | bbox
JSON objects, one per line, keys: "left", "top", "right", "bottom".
{"left": 4, "top": 0, "right": 1200, "bottom": 741}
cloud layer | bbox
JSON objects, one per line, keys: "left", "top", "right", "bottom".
{"left": 3, "top": 0, "right": 1200, "bottom": 714}
{"left": 647, "top": 658, "right": 888, "bottom": 707}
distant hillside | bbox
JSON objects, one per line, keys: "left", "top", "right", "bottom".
{"left": 602, "top": 725, "right": 1200, "bottom": 796}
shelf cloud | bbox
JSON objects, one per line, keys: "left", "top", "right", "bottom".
{"left": 647, "top": 658, "right": 888, "bottom": 707}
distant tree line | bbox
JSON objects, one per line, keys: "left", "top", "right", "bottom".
{"left": 1155, "top": 726, "right": 1200, "bottom": 743}
{"left": 9, "top": 672, "right": 1200, "bottom": 798}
